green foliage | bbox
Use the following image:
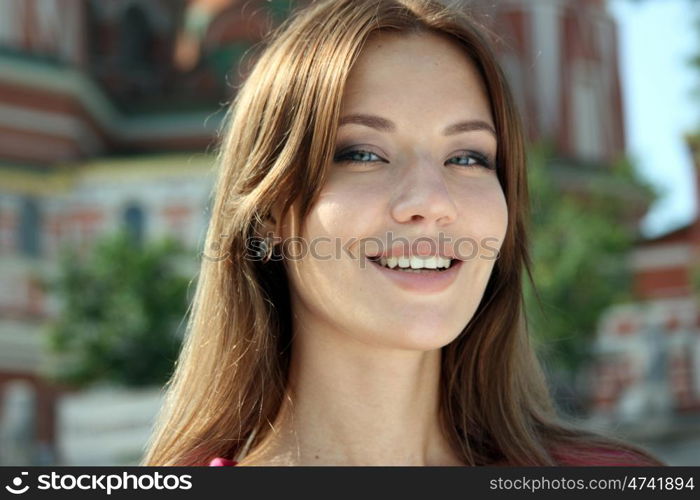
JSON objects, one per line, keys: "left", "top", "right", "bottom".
{"left": 524, "top": 143, "right": 658, "bottom": 381}
{"left": 206, "top": 42, "right": 251, "bottom": 83}
{"left": 267, "top": 0, "right": 296, "bottom": 21}
{"left": 44, "top": 232, "right": 192, "bottom": 388}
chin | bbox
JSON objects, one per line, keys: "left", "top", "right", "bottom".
{"left": 375, "top": 318, "right": 467, "bottom": 352}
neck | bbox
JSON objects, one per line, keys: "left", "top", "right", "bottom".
{"left": 241, "top": 322, "right": 463, "bottom": 466}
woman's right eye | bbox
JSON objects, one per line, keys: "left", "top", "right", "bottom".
{"left": 333, "top": 149, "right": 385, "bottom": 164}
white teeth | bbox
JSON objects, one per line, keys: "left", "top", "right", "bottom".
{"left": 409, "top": 256, "right": 424, "bottom": 269}
{"left": 437, "top": 256, "right": 452, "bottom": 269}
{"left": 375, "top": 255, "right": 453, "bottom": 270}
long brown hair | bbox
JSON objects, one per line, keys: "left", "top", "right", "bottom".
{"left": 143, "top": 0, "right": 664, "bottom": 466}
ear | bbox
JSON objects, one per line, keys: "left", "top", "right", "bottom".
{"left": 258, "top": 212, "right": 275, "bottom": 238}
{"left": 258, "top": 202, "right": 283, "bottom": 240}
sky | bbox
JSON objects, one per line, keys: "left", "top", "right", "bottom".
{"left": 608, "top": 0, "right": 698, "bottom": 238}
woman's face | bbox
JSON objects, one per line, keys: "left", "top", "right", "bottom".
{"left": 278, "top": 31, "right": 508, "bottom": 351}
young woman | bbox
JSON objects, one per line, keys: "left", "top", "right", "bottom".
{"left": 143, "top": 0, "right": 665, "bottom": 466}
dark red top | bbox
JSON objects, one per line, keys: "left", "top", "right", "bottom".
{"left": 208, "top": 447, "right": 660, "bottom": 467}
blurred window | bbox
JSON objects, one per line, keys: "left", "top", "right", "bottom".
{"left": 120, "top": 5, "right": 154, "bottom": 72}
{"left": 18, "top": 197, "right": 41, "bottom": 258}
{"left": 85, "top": 0, "right": 101, "bottom": 68}
{"left": 123, "top": 203, "right": 145, "bottom": 246}
{"left": 572, "top": 62, "right": 603, "bottom": 160}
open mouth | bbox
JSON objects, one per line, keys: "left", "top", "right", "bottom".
{"left": 366, "top": 255, "right": 458, "bottom": 273}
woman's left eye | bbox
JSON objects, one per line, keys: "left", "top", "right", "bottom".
{"left": 446, "top": 151, "right": 495, "bottom": 170}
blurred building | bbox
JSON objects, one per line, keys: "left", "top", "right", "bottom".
{"left": 0, "top": 0, "right": 658, "bottom": 464}
{"left": 476, "top": 0, "right": 626, "bottom": 163}
{"left": 0, "top": 0, "right": 290, "bottom": 465}
{"left": 589, "top": 138, "right": 700, "bottom": 431}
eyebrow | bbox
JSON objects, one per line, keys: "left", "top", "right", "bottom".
{"left": 338, "top": 113, "right": 497, "bottom": 137}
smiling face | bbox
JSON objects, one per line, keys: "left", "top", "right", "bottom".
{"left": 276, "top": 31, "right": 508, "bottom": 351}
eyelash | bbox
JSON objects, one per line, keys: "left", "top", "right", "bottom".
{"left": 333, "top": 149, "right": 495, "bottom": 170}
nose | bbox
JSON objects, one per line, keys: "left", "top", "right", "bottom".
{"left": 390, "top": 159, "right": 458, "bottom": 227}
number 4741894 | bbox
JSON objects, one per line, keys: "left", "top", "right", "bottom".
{"left": 627, "top": 476, "right": 694, "bottom": 491}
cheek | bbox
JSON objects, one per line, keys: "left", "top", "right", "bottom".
{"left": 454, "top": 179, "right": 508, "bottom": 248}
{"left": 306, "top": 181, "right": 385, "bottom": 243}
{"left": 286, "top": 189, "right": 377, "bottom": 288}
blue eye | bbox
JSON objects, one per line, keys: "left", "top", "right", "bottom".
{"left": 333, "top": 149, "right": 385, "bottom": 165}
{"left": 333, "top": 148, "right": 495, "bottom": 170}
{"left": 446, "top": 151, "right": 495, "bottom": 170}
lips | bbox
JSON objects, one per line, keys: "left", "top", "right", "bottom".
{"left": 366, "top": 254, "right": 463, "bottom": 293}
{"left": 366, "top": 254, "right": 460, "bottom": 260}
{"left": 366, "top": 254, "right": 459, "bottom": 261}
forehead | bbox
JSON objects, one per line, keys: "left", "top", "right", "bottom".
{"left": 340, "top": 31, "right": 492, "bottom": 121}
